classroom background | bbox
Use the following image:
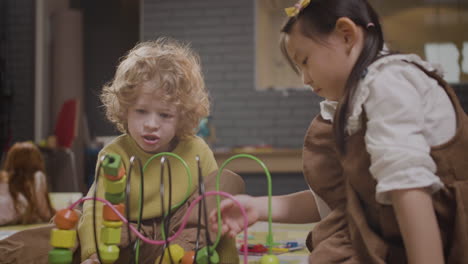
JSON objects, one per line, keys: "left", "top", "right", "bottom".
{"left": 1, "top": 0, "right": 467, "bottom": 198}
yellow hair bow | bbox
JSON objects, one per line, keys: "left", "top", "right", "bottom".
{"left": 285, "top": 0, "right": 311, "bottom": 17}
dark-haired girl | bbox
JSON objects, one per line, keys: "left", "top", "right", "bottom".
{"left": 210, "top": 0, "right": 468, "bottom": 263}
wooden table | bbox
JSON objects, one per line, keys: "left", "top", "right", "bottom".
{"left": 214, "top": 149, "right": 303, "bottom": 174}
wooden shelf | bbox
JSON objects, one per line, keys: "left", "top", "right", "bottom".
{"left": 214, "top": 149, "right": 303, "bottom": 174}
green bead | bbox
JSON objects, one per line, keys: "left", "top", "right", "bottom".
{"left": 195, "top": 247, "right": 219, "bottom": 264}
{"left": 48, "top": 248, "right": 72, "bottom": 264}
{"left": 102, "top": 153, "right": 121, "bottom": 176}
{"left": 105, "top": 191, "right": 126, "bottom": 204}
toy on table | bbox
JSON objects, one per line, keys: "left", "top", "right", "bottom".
{"left": 238, "top": 241, "right": 304, "bottom": 256}
{"left": 47, "top": 152, "right": 283, "bottom": 264}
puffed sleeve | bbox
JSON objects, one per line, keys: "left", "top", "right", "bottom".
{"left": 363, "top": 61, "right": 444, "bottom": 204}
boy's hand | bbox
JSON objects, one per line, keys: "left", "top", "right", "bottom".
{"left": 209, "top": 194, "right": 260, "bottom": 238}
{"left": 80, "top": 253, "right": 100, "bottom": 264}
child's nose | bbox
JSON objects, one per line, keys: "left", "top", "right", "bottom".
{"left": 302, "top": 72, "right": 313, "bottom": 86}
{"left": 144, "top": 115, "right": 160, "bottom": 129}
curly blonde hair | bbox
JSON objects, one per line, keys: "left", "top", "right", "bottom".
{"left": 100, "top": 37, "right": 210, "bottom": 139}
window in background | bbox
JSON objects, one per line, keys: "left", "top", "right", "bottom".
{"left": 370, "top": 0, "right": 468, "bottom": 83}
{"left": 255, "top": 0, "right": 306, "bottom": 90}
{"left": 255, "top": 0, "right": 468, "bottom": 90}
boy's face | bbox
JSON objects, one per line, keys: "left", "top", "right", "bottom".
{"left": 127, "top": 83, "right": 179, "bottom": 154}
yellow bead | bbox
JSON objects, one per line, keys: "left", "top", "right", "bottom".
{"left": 99, "top": 244, "right": 120, "bottom": 264}
{"left": 103, "top": 175, "right": 126, "bottom": 194}
{"left": 160, "top": 244, "right": 185, "bottom": 264}
{"left": 50, "top": 228, "right": 77, "bottom": 249}
{"left": 103, "top": 220, "right": 123, "bottom": 228}
{"left": 101, "top": 227, "right": 122, "bottom": 245}
{"left": 260, "top": 254, "right": 280, "bottom": 264}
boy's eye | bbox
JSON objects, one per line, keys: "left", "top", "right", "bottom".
{"left": 302, "top": 57, "right": 308, "bottom": 65}
{"left": 135, "top": 109, "right": 146, "bottom": 114}
{"left": 160, "top": 113, "right": 172, "bottom": 118}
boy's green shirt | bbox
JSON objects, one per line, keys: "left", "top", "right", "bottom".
{"left": 78, "top": 134, "right": 218, "bottom": 260}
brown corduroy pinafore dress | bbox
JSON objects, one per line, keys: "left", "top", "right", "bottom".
{"left": 303, "top": 64, "right": 468, "bottom": 263}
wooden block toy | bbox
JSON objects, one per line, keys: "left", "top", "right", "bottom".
{"left": 105, "top": 191, "right": 126, "bottom": 204}
{"left": 196, "top": 246, "right": 219, "bottom": 264}
{"left": 103, "top": 203, "right": 125, "bottom": 221}
{"left": 48, "top": 248, "right": 73, "bottom": 264}
{"left": 103, "top": 175, "right": 127, "bottom": 194}
{"left": 161, "top": 244, "right": 185, "bottom": 264}
{"left": 103, "top": 220, "right": 123, "bottom": 228}
{"left": 101, "top": 227, "right": 122, "bottom": 245}
{"left": 104, "top": 166, "right": 126, "bottom": 181}
{"left": 50, "top": 228, "right": 77, "bottom": 249}
{"left": 102, "top": 153, "right": 122, "bottom": 176}
{"left": 99, "top": 244, "right": 120, "bottom": 264}
{"left": 54, "top": 209, "right": 79, "bottom": 230}
{"left": 181, "top": 250, "right": 195, "bottom": 264}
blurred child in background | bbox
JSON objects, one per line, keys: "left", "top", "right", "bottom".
{"left": 0, "top": 142, "right": 55, "bottom": 225}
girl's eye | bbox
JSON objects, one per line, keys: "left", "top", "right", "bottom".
{"left": 136, "top": 109, "right": 146, "bottom": 114}
{"left": 302, "top": 57, "right": 308, "bottom": 65}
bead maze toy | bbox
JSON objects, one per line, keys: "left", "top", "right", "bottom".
{"left": 48, "top": 153, "right": 285, "bottom": 264}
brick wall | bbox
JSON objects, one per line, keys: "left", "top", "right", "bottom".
{"left": 142, "top": 0, "right": 322, "bottom": 149}
{"left": 1, "top": 0, "right": 35, "bottom": 151}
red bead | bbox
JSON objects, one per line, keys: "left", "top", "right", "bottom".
{"left": 181, "top": 250, "right": 196, "bottom": 264}
{"left": 54, "top": 209, "right": 79, "bottom": 230}
{"left": 103, "top": 203, "right": 125, "bottom": 221}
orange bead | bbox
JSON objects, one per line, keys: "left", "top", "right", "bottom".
{"left": 103, "top": 203, "right": 125, "bottom": 221}
{"left": 104, "top": 166, "right": 126, "bottom": 181}
{"left": 181, "top": 250, "right": 196, "bottom": 264}
{"left": 54, "top": 209, "right": 79, "bottom": 230}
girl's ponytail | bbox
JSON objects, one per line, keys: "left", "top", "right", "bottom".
{"left": 334, "top": 1, "right": 385, "bottom": 153}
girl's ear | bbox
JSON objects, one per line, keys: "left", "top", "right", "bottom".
{"left": 334, "top": 17, "right": 360, "bottom": 54}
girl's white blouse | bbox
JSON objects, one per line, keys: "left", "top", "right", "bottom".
{"left": 320, "top": 54, "right": 456, "bottom": 205}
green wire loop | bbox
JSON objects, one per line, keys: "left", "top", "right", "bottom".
{"left": 143, "top": 152, "right": 193, "bottom": 240}
{"left": 212, "top": 154, "right": 274, "bottom": 254}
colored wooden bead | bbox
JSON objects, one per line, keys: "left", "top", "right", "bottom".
{"left": 54, "top": 209, "right": 79, "bottom": 230}
{"left": 181, "top": 250, "right": 196, "bottom": 264}
{"left": 103, "top": 203, "right": 125, "bottom": 221}
{"left": 259, "top": 254, "right": 280, "bottom": 264}
{"left": 105, "top": 191, "right": 126, "bottom": 204}
{"left": 103, "top": 175, "right": 127, "bottom": 194}
{"left": 102, "top": 153, "right": 122, "bottom": 177}
{"left": 104, "top": 166, "right": 126, "bottom": 181}
{"left": 99, "top": 244, "right": 120, "bottom": 264}
{"left": 48, "top": 248, "right": 73, "bottom": 264}
{"left": 101, "top": 227, "right": 122, "bottom": 245}
{"left": 161, "top": 244, "right": 185, "bottom": 264}
{"left": 50, "top": 228, "right": 77, "bottom": 249}
{"left": 195, "top": 246, "right": 219, "bottom": 264}
{"left": 103, "top": 220, "right": 123, "bottom": 228}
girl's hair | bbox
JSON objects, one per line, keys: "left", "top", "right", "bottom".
{"left": 2, "top": 142, "right": 55, "bottom": 224}
{"left": 100, "top": 37, "right": 210, "bottom": 139}
{"left": 280, "top": 0, "right": 385, "bottom": 153}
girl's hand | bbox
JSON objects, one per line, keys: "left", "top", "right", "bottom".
{"left": 209, "top": 194, "right": 260, "bottom": 238}
{"left": 80, "top": 253, "right": 100, "bottom": 264}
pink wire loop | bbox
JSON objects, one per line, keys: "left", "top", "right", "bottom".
{"left": 68, "top": 191, "right": 249, "bottom": 263}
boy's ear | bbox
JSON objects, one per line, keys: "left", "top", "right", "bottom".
{"left": 335, "top": 17, "right": 360, "bottom": 54}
